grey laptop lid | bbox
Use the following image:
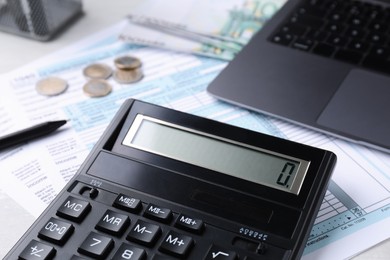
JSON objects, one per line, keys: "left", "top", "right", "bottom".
{"left": 207, "top": 0, "right": 390, "bottom": 153}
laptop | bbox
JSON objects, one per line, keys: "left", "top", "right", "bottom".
{"left": 207, "top": 0, "right": 390, "bottom": 153}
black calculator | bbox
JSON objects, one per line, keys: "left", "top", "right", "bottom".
{"left": 6, "top": 99, "right": 336, "bottom": 260}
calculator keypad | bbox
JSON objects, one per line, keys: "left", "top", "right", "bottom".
{"left": 17, "top": 183, "right": 274, "bottom": 259}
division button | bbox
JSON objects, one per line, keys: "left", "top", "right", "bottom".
{"left": 56, "top": 196, "right": 91, "bottom": 222}
{"left": 38, "top": 217, "right": 74, "bottom": 245}
{"left": 112, "top": 243, "right": 146, "bottom": 260}
{"left": 175, "top": 214, "right": 204, "bottom": 234}
{"left": 19, "top": 240, "right": 56, "bottom": 260}
{"left": 96, "top": 209, "right": 130, "bottom": 236}
{"left": 159, "top": 231, "right": 194, "bottom": 258}
{"left": 113, "top": 194, "right": 142, "bottom": 213}
{"left": 78, "top": 232, "right": 114, "bottom": 259}
{"left": 144, "top": 203, "right": 172, "bottom": 223}
{"left": 127, "top": 220, "right": 161, "bottom": 246}
{"left": 204, "top": 245, "right": 238, "bottom": 260}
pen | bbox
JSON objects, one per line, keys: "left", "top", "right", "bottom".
{"left": 0, "top": 120, "right": 67, "bottom": 151}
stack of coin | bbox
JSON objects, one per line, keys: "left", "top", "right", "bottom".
{"left": 82, "top": 63, "right": 113, "bottom": 97}
{"left": 113, "top": 55, "right": 143, "bottom": 84}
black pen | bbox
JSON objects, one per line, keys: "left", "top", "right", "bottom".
{"left": 0, "top": 120, "right": 67, "bottom": 151}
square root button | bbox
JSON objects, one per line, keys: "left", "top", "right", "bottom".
{"left": 204, "top": 245, "right": 238, "bottom": 260}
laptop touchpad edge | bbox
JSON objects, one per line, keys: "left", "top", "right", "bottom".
{"left": 317, "top": 69, "right": 390, "bottom": 148}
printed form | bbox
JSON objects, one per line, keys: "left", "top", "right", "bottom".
{"left": 1, "top": 21, "right": 390, "bottom": 260}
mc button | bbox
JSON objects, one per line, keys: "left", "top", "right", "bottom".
{"left": 56, "top": 196, "right": 91, "bottom": 222}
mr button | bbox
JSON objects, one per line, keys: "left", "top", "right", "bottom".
{"left": 57, "top": 196, "right": 91, "bottom": 222}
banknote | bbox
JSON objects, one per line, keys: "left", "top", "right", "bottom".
{"left": 119, "top": 0, "right": 287, "bottom": 60}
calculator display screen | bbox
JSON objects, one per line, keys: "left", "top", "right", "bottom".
{"left": 123, "top": 115, "right": 310, "bottom": 194}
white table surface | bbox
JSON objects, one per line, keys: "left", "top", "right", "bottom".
{"left": 0, "top": 1, "right": 389, "bottom": 259}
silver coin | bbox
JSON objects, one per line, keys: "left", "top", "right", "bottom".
{"left": 113, "top": 68, "right": 143, "bottom": 84}
{"left": 114, "top": 56, "right": 142, "bottom": 70}
{"left": 83, "top": 63, "right": 112, "bottom": 79}
{"left": 83, "top": 79, "right": 112, "bottom": 97}
{"left": 35, "top": 76, "right": 68, "bottom": 96}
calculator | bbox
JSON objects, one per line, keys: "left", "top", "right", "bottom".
{"left": 6, "top": 99, "right": 336, "bottom": 260}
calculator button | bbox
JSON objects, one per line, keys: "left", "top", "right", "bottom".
{"left": 175, "top": 214, "right": 204, "bottom": 234}
{"left": 203, "top": 245, "right": 238, "bottom": 260}
{"left": 56, "top": 196, "right": 91, "bottom": 222}
{"left": 96, "top": 210, "right": 130, "bottom": 236}
{"left": 144, "top": 203, "right": 172, "bottom": 223}
{"left": 79, "top": 186, "right": 99, "bottom": 199}
{"left": 70, "top": 256, "right": 86, "bottom": 260}
{"left": 78, "top": 232, "right": 114, "bottom": 259}
{"left": 112, "top": 243, "right": 146, "bottom": 260}
{"left": 152, "top": 255, "right": 176, "bottom": 259}
{"left": 113, "top": 194, "right": 142, "bottom": 213}
{"left": 127, "top": 220, "right": 161, "bottom": 246}
{"left": 38, "top": 217, "right": 74, "bottom": 245}
{"left": 159, "top": 231, "right": 194, "bottom": 258}
{"left": 19, "top": 240, "right": 56, "bottom": 260}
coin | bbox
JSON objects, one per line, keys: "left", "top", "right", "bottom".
{"left": 35, "top": 76, "right": 68, "bottom": 96}
{"left": 114, "top": 56, "right": 142, "bottom": 70}
{"left": 83, "top": 79, "right": 112, "bottom": 97}
{"left": 83, "top": 63, "right": 112, "bottom": 79}
{"left": 113, "top": 68, "right": 143, "bottom": 84}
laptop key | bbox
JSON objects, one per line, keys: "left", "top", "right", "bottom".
{"left": 290, "top": 14, "right": 325, "bottom": 29}
{"left": 271, "top": 33, "right": 294, "bottom": 46}
{"left": 334, "top": 49, "right": 363, "bottom": 64}
{"left": 280, "top": 23, "right": 307, "bottom": 36}
{"left": 362, "top": 46, "right": 390, "bottom": 73}
{"left": 346, "top": 27, "right": 366, "bottom": 39}
{"left": 367, "top": 32, "right": 388, "bottom": 45}
{"left": 312, "top": 42, "right": 335, "bottom": 56}
{"left": 297, "top": 5, "right": 328, "bottom": 18}
{"left": 369, "top": 21, "right": 389, "bottom": 32}
{"left": 327, "top": 34, "right": 349, "bottom": 47}
{"left": 347, "top": 40, "right": 369, "bottom": 53}
{"left": 306, "top": 29, "right": 329, "bottom": 42}
{"left": 292, "top": 38, "right": 314, "bottom": 51}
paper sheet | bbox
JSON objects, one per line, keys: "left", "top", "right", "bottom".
{"left": 1, "top": 21, "right": 390, "bottom": 260}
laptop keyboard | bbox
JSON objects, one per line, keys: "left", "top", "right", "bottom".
{"left": 269, "top": 0, "right": 390, "bottom": 74}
